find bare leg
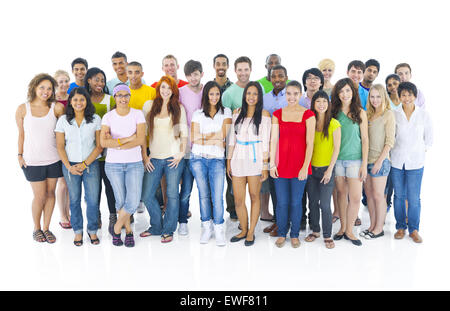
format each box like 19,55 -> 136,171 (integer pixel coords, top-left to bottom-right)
371,176 -> 388,235
335,177 -> 348,235
30,181 -> 48,231
232,176 -> 248,238
247,176 -> 262,241
345,178 -> 363,240
332,187 -> 340,219
364,177 -> 376,232
56,177 -> 70,223
42,178 -> 58,231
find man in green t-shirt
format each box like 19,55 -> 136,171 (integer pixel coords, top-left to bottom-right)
258,54 -> 281,94
222,56 -> 253,113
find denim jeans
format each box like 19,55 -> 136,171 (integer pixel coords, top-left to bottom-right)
141,158 -> 185,236
105,161 -> 144,215
62,160 -> 101,235
190,155 -> 225,225
179,158 -> 194,224
274,177 -> 308,238
391,165 -> 424,233
306,166 -> 335,238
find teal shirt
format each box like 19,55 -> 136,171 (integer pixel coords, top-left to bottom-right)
222,83 -> 245,112
337,111 -> 362,160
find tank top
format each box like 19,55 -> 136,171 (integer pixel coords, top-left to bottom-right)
274,108 -> 314,178
337,111 -> 362,160
23,102 -> 60,166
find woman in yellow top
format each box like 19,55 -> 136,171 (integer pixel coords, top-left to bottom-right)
305,90 -> 341,249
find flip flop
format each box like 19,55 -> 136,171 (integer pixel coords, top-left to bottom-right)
332,216 -> 339,223
59,221 -> 72,229
139,230 -> 154,238
324,239 -> 335,249
161,234 -> 173,243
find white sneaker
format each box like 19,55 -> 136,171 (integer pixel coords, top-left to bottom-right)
178,223 -> 189,236
137,202 -> 145,213
200,220 -> 213,244
214,223 -> 226,247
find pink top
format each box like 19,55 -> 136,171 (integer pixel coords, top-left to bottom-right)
179,85 -> 203,154
228,114 -> 271,177
101,108 -> 146,163
23,102 -> 60,166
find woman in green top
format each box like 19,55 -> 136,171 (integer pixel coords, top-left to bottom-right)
331,78 -> 368,246
85,67 -> 116,233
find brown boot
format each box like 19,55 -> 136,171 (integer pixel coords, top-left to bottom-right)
409,230 -> 423,243
269,225 -> 279,237
394,229 -> 406,239
263,223 -> 277,233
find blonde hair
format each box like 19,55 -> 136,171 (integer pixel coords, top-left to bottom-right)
318,58 -> 335,71
54,70 -> 70,81
367,84 -> 390,119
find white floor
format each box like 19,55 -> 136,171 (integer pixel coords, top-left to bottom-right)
2,173 -> 449,291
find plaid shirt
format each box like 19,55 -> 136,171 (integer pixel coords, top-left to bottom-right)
215,78 -> 233,94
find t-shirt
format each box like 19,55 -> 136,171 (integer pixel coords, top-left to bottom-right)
179,85 -> 203,130
311,118 -> 341,167
93,94 -> 116,118
337,111 -> 362,160
67,82 -> 82,94
101,108 -> 146,163
191,108 -> 232,158
55,114 -> 102,163
106,77 -> 147,95
222,83 -> 245,112
359,85 -> 369,111
258,76 -> 273,94
129,84 -> 156,110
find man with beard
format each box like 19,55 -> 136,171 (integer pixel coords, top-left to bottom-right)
213,54 -> 233,94
360,59 -> 380,91
262,65 -> 289,236
151,55 -> 188,89
258,54 -> 282,94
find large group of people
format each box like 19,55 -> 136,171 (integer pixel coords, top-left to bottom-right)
16,52 -> 433,249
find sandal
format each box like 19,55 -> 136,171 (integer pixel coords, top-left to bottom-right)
139,230 -> 154,238
87,233 -> 100,245
354,218 -> 362,226
43,230 -> 56,244
59,221 -> 72,229
324,239 -> 335,249
161,234 -> 173,243
305,233 -> 320,242
33,229 -> 46,243
332,216 -> 340,223
74,234 -> 83,247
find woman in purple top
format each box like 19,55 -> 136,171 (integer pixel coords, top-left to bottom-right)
16,73 -> 65,244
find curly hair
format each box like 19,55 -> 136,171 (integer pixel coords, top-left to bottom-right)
27,73 -> 57,107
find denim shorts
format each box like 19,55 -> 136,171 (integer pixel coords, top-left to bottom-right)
367,158 -> 391,178
335,159 -> 362,178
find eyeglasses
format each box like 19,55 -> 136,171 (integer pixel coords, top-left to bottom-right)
306,76 -> 320,82
115,94 -> 131,99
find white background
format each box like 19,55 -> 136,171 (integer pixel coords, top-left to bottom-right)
1,0 -> 449,290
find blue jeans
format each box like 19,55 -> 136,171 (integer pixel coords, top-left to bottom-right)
141,158 -> 185,235
190,155 -> 225,225
391,165 -> 424,233
62,160 -> 101,235
274,177 -> 308,238
179,158 -> 194,224
105,161 -> 144,215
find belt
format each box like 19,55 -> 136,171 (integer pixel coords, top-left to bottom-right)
236,140 -> 262,163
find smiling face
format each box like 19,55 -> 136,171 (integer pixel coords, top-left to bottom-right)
159,81 -> 173,101
369,88 -> 383,111
114,90 -> 131,107
127,65 -> 143,86
265,55 -> 280,72
55,74 -> 70,94
235,62 -> 251,84
396,66 -> 412,83
386,78 -> 400,95
186,70 -> 203,88
72,64 -> 87,83
286,85 -> 302,105
314,97 -> 329,114
321,67 -> 334,82
270,69 -> 287,92
214,57 -> 229,78
400,90 -> 416,105
245,85 -> 259,106
35,80 -> 53,102
347,66 -> 364,85
305,73 -> 322,93
338,84 -> 353,105
88,73 -> 105,94
208,86 -> 221,106
112,57 -> 127,76
162,58 -> 178,78
70,93 -> 87,112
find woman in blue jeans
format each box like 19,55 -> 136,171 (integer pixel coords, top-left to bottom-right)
55,87 -> 103,246
190,81 -> 232,246
140,76 -> 188,243
390,82 -> 433,243
100,83 -> 146,247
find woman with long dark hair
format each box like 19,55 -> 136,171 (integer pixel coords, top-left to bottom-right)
56,87 -> 103,246
140,75 -> 188,244
228,81 -> 271,246
85,67 -> 117,232
331,78 -> 368,246
190,81 -> 232,246
305,90 -> 341,249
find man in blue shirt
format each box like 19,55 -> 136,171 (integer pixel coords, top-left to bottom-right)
67,58 -> 88,94
360,59 -> 380,92
347,60 -> 369,110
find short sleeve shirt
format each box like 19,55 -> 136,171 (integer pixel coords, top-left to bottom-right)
311,118 -> 341,167
222,83 -> 245,112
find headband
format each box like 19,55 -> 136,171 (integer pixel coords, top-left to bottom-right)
113,84 -> 131,97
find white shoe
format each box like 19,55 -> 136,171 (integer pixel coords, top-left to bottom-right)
178,223 -> 189,236
214,223 -> 226,246
200,220 -> 213,244
137,202 -> 145,213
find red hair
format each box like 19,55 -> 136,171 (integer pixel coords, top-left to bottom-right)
148,75 -> 182,141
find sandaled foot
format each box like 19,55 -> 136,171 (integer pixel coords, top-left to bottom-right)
291,238 -> 301,248
324,239 -> 335,249
74,234 -> 83,247
354,218 -> 362,226
161,234 -> 173,243
87,233 -> 100,245
332,216 -> 340,223
139,230 -> 154,238
59,221 -> 72,229
33,229 -> 46,243
305,233 -> 320,242
43,230 -> 56,244
275,237 -> 286,248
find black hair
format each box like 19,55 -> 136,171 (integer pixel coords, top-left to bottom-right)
365,59 -> 380,72
286,80 -> 303,92
127,61 -> 142,69
234,81 -> 264,136
111,51 -> 127,61
213,54 -> 229,66
311,90 -> 333,139
201,81 -> 224,118
71,57 -> 88,70
84,67 -> 109,95
234,56 -> 252,69
184,59 -> 203,76
270,65 -> 287,77
347,60 -> 365,72
66,87 -> 96,124
302,68 -> 324,92
385,74 -> 401,85
397,82 -> 417,98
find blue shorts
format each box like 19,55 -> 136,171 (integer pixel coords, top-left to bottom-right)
367,158 -> 391,178
335,159 -> 362,178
